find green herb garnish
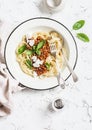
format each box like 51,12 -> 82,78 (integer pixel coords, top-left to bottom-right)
31,40 -> 46,56
18,45 -> 26,54
45,62 -> 51,70
25,59 -> 32,69
32,45 -> 36,51
35,40 -> 46,55
73,20 -> 85,30
36,49 -> 41,55
25,50 -> 33,55
77,33 -> 90,42
36,40 -> 46,50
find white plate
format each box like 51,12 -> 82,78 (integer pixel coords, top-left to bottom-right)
4,17 -> 78,90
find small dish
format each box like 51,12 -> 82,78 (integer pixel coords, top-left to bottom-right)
44,0 -> 63,12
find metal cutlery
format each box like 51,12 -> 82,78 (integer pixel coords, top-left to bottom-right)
50,30 -> 78,83
50,42 -> 65,89
60,32 -> 78,82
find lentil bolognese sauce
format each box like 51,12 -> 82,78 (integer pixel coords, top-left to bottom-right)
33,36 -> 50,76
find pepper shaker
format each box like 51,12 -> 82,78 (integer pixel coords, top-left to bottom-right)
49,98 -> 64,112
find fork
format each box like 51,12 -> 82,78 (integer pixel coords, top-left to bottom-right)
50,41 -> 78,83
50,43 -> 65,89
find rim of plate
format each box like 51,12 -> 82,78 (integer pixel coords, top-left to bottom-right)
4,17 -> 78,91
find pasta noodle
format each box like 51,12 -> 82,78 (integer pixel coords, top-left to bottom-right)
16,31 -> 66,78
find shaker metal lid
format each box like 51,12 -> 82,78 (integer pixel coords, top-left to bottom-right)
52,97 -> 64,111
54,99 -> 64,109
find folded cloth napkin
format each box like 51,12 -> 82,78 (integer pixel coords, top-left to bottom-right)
0,38 -> 23,117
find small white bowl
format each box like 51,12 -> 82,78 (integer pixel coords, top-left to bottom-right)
44,0 -> 63,12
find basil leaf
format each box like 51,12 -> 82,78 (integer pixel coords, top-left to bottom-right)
32,45 -> 36,51
77,33 -> 90,42
45,62 -> 50,70
36,40 -> 46,50
25,60 -> 32,69
18,45 -> 26,54
35,40 -> 46,55
73,20 -> 85,30
25,50 -> 33,55
36,49 -> 41,55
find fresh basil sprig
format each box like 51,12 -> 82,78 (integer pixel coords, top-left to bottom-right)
73,20 -> 85,30
73,20 -> 90,42
36,40 -> 46,50
77,33 -> 90,42
18,45 -> 26,54
25,50 -> 33,55
45,62 -> 51,70
25,59 -> 32,69
36,49 -> 41,55
35,40 -> 46,55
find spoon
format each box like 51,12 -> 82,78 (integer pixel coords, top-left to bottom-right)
57,71 -> 65,89
60,33 -> 78,82
61,48 -> 78,82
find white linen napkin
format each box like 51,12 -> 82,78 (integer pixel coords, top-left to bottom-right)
0,38 -> 24,117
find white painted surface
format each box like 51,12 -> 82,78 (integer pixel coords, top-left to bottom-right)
0,0 -> 92,130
